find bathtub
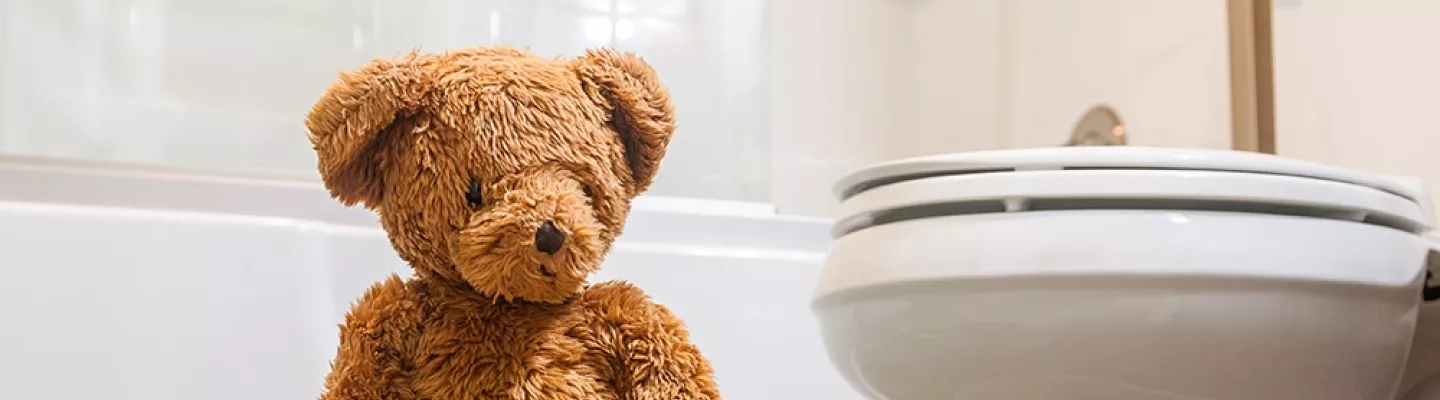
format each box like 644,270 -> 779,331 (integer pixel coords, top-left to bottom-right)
0,156 -> 857,399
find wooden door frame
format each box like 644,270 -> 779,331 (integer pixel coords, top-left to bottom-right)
1228,0 -> 1277,153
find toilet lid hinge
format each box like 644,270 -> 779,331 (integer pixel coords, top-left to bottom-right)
1423,235 -> 1439,302
1426,269 -> 1438,302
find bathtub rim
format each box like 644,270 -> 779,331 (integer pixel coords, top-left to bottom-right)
0,153 -> 833,256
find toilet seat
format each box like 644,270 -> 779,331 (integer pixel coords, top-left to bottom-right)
817,147 -> 1439,400
827,147 -> 1437,300
836,147 -> 1430,227
836,146 -> 1423,203
835,168 -> 1429,236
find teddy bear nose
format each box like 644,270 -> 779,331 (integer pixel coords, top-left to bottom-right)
534,221 -> 566,255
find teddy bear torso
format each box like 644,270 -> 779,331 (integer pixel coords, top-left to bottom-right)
394,277 -> 639,400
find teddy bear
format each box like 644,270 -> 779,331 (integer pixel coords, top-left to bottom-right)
303,46 -> 720,400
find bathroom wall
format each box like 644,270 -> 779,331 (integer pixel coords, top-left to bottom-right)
908,0 -> 1233,152
1271,0 -> 1440,212
768,0 -> 1235,217
766,0 -> 912,217
764,0 -> 1440,218
25,0 -> 1434,218
0,0 -> 1244,218
0,0 -> 771,202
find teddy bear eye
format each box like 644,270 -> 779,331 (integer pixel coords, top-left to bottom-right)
581,184 -> 594,199
465,178 -> 484,206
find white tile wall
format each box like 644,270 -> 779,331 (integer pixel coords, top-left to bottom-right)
0,0 -> 770,201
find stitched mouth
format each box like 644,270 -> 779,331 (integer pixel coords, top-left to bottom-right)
539,264 -> 556,277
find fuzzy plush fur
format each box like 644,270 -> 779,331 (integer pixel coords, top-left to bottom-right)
305,46 -> 719,400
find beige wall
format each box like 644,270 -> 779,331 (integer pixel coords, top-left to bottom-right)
769,0 -> 1440,218
768,0 -> 914,217
770,0 -> 1233,217
1272,0 -> 1440,213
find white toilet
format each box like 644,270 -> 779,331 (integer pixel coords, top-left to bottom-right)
814,147 -> 1440,400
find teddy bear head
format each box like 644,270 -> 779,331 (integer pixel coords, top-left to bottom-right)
304,47 -> 673,303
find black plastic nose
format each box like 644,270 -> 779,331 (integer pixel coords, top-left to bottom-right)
535,221 -> 566,255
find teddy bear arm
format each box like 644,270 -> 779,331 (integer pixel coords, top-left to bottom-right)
321,276 -> 422,400
583,282 -> 721,400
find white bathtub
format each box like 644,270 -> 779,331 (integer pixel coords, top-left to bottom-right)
0,156 -> 857,399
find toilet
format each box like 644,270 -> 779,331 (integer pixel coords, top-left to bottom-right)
814,147 -> 1440,400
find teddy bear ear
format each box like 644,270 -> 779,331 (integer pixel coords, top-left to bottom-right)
573,48 -> 676,195
304,53 -> 431,207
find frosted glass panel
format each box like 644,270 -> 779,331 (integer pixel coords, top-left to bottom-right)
0,0 -> 769,201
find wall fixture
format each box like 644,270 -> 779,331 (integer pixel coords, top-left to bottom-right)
1066,105 -> 1127,146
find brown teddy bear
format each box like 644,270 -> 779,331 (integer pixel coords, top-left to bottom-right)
304,46 -> 720,400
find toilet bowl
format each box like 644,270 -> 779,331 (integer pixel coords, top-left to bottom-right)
814,147 -> 1440,400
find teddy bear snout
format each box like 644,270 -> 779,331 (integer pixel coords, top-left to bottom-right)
534,220 -> 566,255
